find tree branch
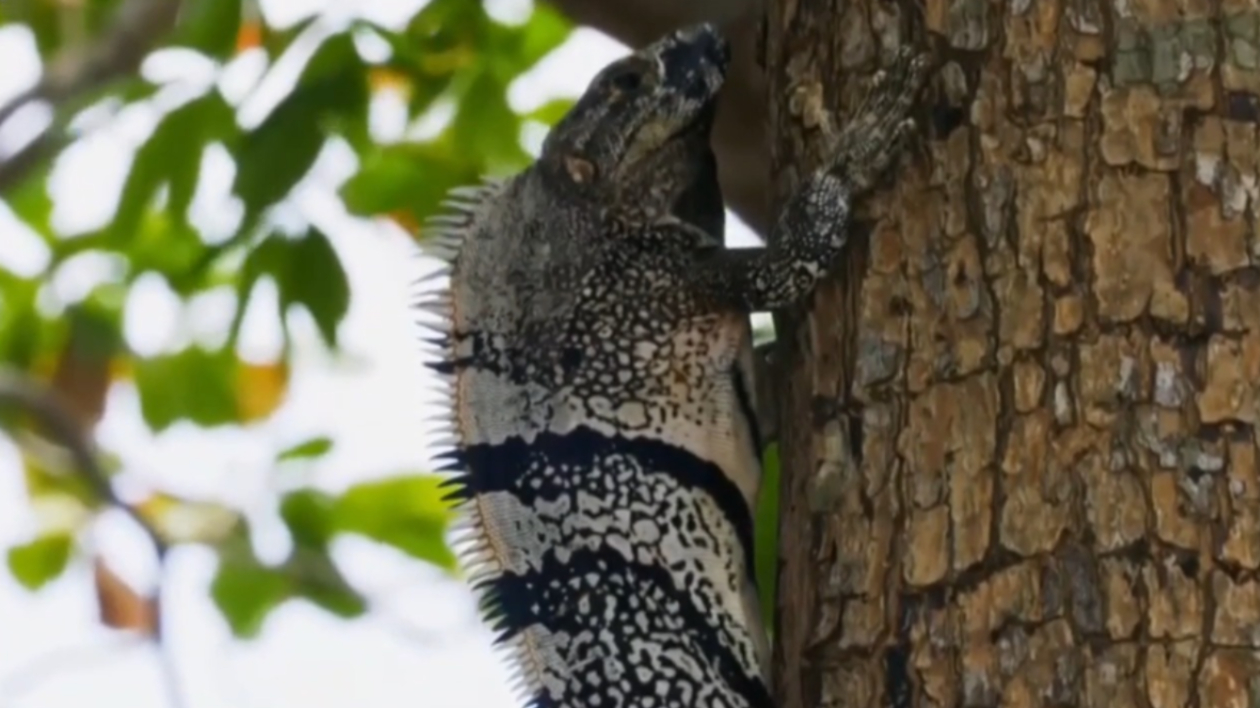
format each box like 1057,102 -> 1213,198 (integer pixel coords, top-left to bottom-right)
0,130 -> 61,195
0,369 -> 186,708
0,0 -> 182,194
0,371 -> 167,556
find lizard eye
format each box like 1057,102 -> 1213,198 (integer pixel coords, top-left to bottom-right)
607,66 -> 644,92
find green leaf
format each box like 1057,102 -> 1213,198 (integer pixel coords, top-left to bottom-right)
231,33 -> 368,216
515,3 -> 571,69
230,96 -> 326,217
301,32 -> 363,87
479,3 -> 570,83
4,0 -> 61,54
277,436 -> 334,462
282,229 -> 349,347
372,25 -> 459,117
279,489 -> 337,550
451,70 -> 527,170
4,166 -> 55,241
300,580 -> 366,618
7,533 -> 74,591
229,234 -> 284,344
0,281 -> 42,369
64,300 -> 125,359
755,444 -> 780,629
211,545 -> 292,638
338,148 -> 423,216
111,93 -> 236,241
259,15 -> 317,57
283,549 -> 366,619
133,347 -> 239,432
526,98 -> 576,126
171,0 -> 242,59
127,217 -> 212,294
404,0 -> 480,51
333,475 -> 457,571
339,141 -> 477,219
232,230 -> 349,348
210,522 -> 367,636
405,72 -> 456,118
21,454 -> 101,512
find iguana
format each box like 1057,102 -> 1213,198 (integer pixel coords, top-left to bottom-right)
414,22 -> 930,708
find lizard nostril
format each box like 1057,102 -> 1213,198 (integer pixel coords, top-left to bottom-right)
676,23 -> 730,70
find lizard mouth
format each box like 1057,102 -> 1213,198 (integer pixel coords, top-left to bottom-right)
677,99 -> 719,141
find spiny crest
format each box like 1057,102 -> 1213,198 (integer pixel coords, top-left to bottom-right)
410,176 -> 502,483
409,176 -> 546,707
409,176 -> 504,370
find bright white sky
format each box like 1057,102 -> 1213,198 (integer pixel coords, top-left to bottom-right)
0,2 -> 761,708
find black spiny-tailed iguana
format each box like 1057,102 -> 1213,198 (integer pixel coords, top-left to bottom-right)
414,23 -> 930,708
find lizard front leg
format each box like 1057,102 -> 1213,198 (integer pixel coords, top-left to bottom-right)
698,47 -> 932,312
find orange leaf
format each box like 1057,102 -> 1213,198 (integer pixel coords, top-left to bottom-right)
109,357 -> 132,382
94,558 -> 157,636
49,315 -> 120,430
387,210 -> 421,237
235,21 -> 262,53
368,67 -> 411,95
236,361 -> 289,423
28,351 -> 58,383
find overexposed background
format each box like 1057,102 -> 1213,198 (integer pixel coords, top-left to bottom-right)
0,1 -> 761,707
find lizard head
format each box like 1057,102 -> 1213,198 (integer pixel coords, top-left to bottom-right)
539,23 -> 729,214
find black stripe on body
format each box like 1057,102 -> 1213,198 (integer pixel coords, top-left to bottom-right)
494,545 -> 773,708
458,427 -> 756,584
456,427 -> 766,708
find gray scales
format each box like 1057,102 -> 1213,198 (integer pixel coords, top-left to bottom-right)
412,23 -> 932,708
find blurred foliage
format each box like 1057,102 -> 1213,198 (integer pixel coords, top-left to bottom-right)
0,0 -> 575,638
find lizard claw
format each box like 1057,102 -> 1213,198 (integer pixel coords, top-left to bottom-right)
829,47 -> 933,194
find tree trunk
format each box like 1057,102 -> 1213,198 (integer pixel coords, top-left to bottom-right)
764,0 -> 1260,706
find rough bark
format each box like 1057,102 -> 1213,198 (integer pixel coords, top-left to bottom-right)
763,0 -> 1260,706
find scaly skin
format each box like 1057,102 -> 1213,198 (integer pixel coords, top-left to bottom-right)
413,23 -> 931,708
